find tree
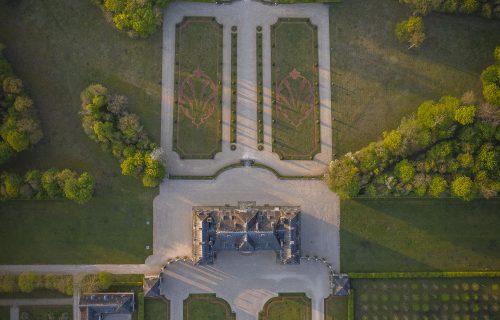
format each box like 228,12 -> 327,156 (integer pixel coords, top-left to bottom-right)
395,16 -> 425,49
454,105 -> 476,125
18,272 -> 39,293
4,131 -> 30,152
326,155 -> 360,199
0,274 -> 18,293
395,159 -> 415,183
429,176 -> 447,198
451,176 -> 475,201
0,141 -> 14,165
2,76 -> 23,94
41,168 -> 63,198
477,143 -> 497,171
120,152 -> 145,176
383,130 -> 402,153
14,95 -> 33,112
63,172 -> 95,204
4,173 -> 21,198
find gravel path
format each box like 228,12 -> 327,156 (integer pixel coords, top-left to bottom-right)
162,0 -> 332,176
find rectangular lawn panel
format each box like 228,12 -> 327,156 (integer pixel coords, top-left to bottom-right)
174,17 -> 223,159
19,306 -> 72,320
324,295 -> 348,320
340,198 -> 500,272
351,278 -> 500,319
259,293 -> 311,320
271,18 -> 320,160
0,307 -> 9,320
183,294 -> 235,320
145,298 -> 170,320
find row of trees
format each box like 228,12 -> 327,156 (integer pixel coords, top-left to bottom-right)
481,47 -> 500,106
0,44 -> 43,166
80,84 -> 165,187
326,48 -> 499,201
396,0 -> 499,49
0,273 -> 73,295
94,0 -> 169,38
0,168 -> 95,204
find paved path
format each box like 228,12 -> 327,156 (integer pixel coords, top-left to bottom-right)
162,0 -> 332,176
0,299 -> 73,306
10,306 -> 18,320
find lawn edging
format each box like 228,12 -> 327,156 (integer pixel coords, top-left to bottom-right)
348,271 -> 500,279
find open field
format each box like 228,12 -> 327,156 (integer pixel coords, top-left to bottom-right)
19,306 -> 72,320
183,294 -> 235,320
145,298 -> 170,320
0,0 -> 159,264
351,278 -> 500,320
259,293 -> 311,320
0,307 -> 9,320
330,0 -> 500,156
271,18 -> 320,160
173,17 -> 223,159
324,295 -> 347,320
340,199 -> 500,272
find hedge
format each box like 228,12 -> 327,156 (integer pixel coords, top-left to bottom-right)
347,291 -> 354,320
348,271 -> 500,279
137,292 -> 144,320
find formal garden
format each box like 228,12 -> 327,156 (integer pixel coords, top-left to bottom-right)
173,17 -> 223,159
271,18 -> 320,160
259,293 -> 311,320
18,306 -> 72,320
183,294 -> 235,320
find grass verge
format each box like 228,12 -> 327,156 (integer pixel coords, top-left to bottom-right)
259,293 -> 311,320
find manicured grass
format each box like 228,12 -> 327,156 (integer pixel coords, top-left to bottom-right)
0,307 -> 9,320
0,0 -> 158,264
19,306 -> 72,320
256,27 -> 264,146
145,298 -> 170,320
324,295 -> 348,320
183,294 -> 235,320
259,293 -> 311,320
271,18 -> 320,160
352,278 -> 500,319
340,198 -> 500,272
330,0 -> 500,157
173,17 -> 223,159
0,289 -> 68,299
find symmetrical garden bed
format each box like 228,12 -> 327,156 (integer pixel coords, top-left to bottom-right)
352,277 -> 500,319
174,17 -> 223,159
271,18 -> 320,160
259,293 -> 311,320
183,294 -> 235,320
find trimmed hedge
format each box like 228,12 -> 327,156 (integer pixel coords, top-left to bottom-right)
348,271 -> 500,279
138,292 -> 145,320
230,29 -> 237,145
256,27 -> 264,146
347,291 -> 354,320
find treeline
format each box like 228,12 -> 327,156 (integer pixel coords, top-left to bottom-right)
0,44 -> 42,165
0,273 -> 73,296
80,84 -> 165,187
92,0 -> 169,38
80,272 -> 143,293
396,0 -> 499,49
326,48 -> 499,201
0,168 -> 95,204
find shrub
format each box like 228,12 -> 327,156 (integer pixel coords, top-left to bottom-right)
395,160 -> 415,183
98,272 -> 113,290
3,173 -> 21,198
383,130 -> 402,152
460,0 -> 479,13
454,105 -> 476,125
63,172 -> 95,204
0,274 -> 19,293
428,176 -> 447,197
395,16 -> 425,49
18,272 -> 40,293
325,155 -> 360,199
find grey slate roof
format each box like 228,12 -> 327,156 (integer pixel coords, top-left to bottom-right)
192,201 -> 301,265
143,276 -> 161,298
79,293 -> 135,320
332,274 -> 351,296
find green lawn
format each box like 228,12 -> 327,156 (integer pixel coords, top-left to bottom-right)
352,278 -> 500,319
145,298 -> 170,320
271,18 -> 320,160
174,17 -> 223,159
259,293 -> 311,320
340,198 -> 500,272
183,294 -> 235,320
19,306 -> 72,320
330,0 -> 500,157
0,307 -> 9,320
0,0 -> 159,264
0,289 -> 68,299
324,295 -> 348,320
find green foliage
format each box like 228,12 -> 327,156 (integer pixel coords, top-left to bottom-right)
480,48 -> 500,106
3,173 -> 21,198
395,160 -> 415,183
460,0 -> 479,13
18,272 -> 39,293
382,130 -> 401,152
395,16 -> 425,49
98,272 -> 113,290
477,143 -> 497,171
326,155 -> 360,200
63,172 -> 95,204
80,84 -> 165,188
454,105 -> 476,125
0,274 -> 18,293
451,175 -> 475,201
138,292 -> 145,320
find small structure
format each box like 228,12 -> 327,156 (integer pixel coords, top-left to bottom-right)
79,293 -> 135,320
332,274 -> 351,296
192,201 -> 301,265
143,276 -> 161,298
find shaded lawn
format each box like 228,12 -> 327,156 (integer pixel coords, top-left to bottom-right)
0,307 -> 9,320
19,306 -> 72,320
145,298 -> 170,320
185,300 -> 228,320
260,294 -> 311,320
330,0 -> 500,156
271,19 -> 320,160
351,278 -> 500,319
0,0 -> 160,264
0,289 -> 68,299
324,295 -> 347,320
340,198 -> 500,272
174,17 -> 222,159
